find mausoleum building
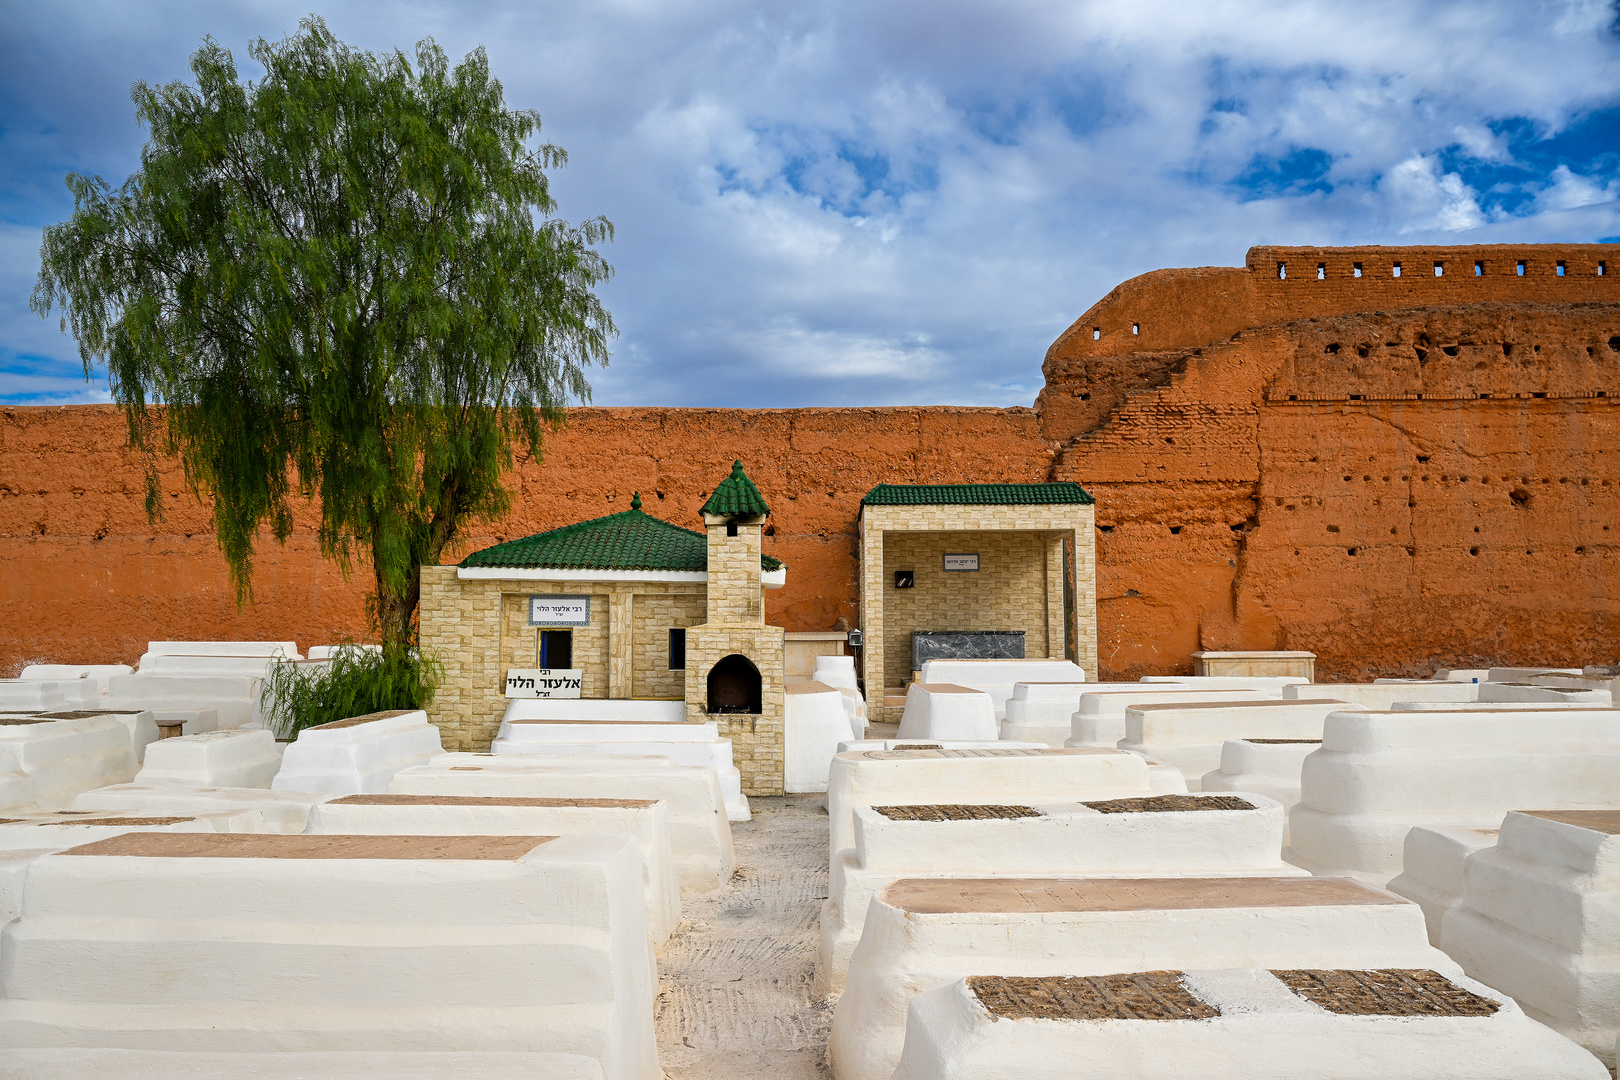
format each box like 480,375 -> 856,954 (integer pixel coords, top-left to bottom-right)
420,466 -> 1099,790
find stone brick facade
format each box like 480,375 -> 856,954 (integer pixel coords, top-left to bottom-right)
419,565 -> 708,751
859,502 -> 1097,723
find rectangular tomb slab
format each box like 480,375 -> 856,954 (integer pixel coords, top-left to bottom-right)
331,794 -> 657,808
60,833 -> 554,860
872,804 -> 1041,821
307,709 -> 417,731
1519,809 -> 1620,834
883,875 -> 1406,915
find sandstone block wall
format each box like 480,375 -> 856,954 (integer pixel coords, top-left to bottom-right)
684,622 -> 786,796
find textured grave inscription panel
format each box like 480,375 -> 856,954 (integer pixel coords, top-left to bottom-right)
893,743 -> 944,750
61,833 -> 555,860
1272,969 -> 1500,1016
35,816 -> 195,827
969,973 -> 1219,1021
1522,809 -> 1620,834
307,709 -> 416,731
883,875 -> 1403,915
872,804 -> 1042,821
1245,738 -> 1322,744
1083,795 -> 1255,814
332,794 -> 658,808
0,718 -> 51,726
1129,699 -> 1348,711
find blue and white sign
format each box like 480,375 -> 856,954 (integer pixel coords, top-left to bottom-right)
528,595 -> 591,626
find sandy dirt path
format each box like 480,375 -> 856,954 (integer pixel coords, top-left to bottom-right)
654,794 -> 833,1079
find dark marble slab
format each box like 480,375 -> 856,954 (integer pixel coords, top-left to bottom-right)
913,630 -> 1026,668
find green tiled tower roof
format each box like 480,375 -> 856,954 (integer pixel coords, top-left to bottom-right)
700,460 -> 771,518
461,492 -> 784,572
861,482 -> 1095,506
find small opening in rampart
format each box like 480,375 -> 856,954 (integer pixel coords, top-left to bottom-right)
1392,262 -> 1402,277
1317,263 -> 1325,279
1609,337 -> 1620,352
1098,525 -> 1113,532
1557,261 -> 1567,276
1169,525 -> 1182,535
1533,392 -> 1548,398
1469,547 -> 1479,556
1475,261 -> 1484,276
1353,263 -> 1363,278
1443,345 -> 1459,357
1600,261 -> 1607,276
1092,327 -> 1101,340
1325,342 -> 1340,354
1277,262 -> 1287,279
1517,260 -> 1527,276
1347,547 -> 1359,556
1132,323 -> 1139,335
1434,262 -> 1443,277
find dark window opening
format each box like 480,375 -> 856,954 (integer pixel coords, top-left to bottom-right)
1517,260 -> 1527,276
1434,262 -> 1444,277
1600,261 -> 1607,276
1277,262 -> 1287,279
707,653 -> 762,714
1353,262 -> 1363,278
1557,261 -> 1567,276
726,521 -> 739,537
1092,327 -> 1101,339
668,628 -> 686,670
1132,323 -> 1140,335
1475,261 -> 1484,276
1317,263 -> 1326,279
540,630 -> 574,669
1392,262 -> 1402,277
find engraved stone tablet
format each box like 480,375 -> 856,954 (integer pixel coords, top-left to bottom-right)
969,972 -> 1218,1021
60,833 -> 555,860
1272,969 -> 1499,1016
882,875 -> 1404,915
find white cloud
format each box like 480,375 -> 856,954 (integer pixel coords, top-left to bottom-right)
3,0 -> 1620,408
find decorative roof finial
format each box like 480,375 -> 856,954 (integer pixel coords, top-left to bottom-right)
631,491 -> 642,510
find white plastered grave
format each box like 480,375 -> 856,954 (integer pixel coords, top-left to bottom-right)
1286,707 -> 1620,882
813,655 -> 858,692
144,641 -> 301,658
134,729 -> 283,788
889,966 -> 1606,1080
16,666 -> 133,701
1066,687 -> 1265,749
826,747 -> 1170,859
917,660 -> 1087,720
1199,737 -> 1322,842
0,682 -> 96,712
305,792 -> 680,948
999,682 -> 1088,747
1137,675 -> 1306,693
1442,809 -> 1620,1066
272,709 -> 443,796
1486,666 -> 1581,681
0,1049 -> 604,1080
0,808 -> 266,852
0,716 -> 136,810
22,710 -> 159,767
70,784 -> 332,833
0,832 -> 659,1080
819,792 -> 1305,994
831,875 -> 1444,1080
389,753 -> 734,893
104,674 -> 260,730
1477,681 -> 1612,705
491,718 -> 748,822
1284,681 -> 1479,708
1386,824 -> 1500,943
1119,699 -> 1365,790
895,684 -> 997,741
784,682 -> 851,794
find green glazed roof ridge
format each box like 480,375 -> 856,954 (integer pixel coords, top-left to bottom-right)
861,482 -> 1096,506
700,459 -> 771,517
460,505 -> 784,573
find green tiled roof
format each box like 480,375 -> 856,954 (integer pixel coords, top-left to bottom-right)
461,492 -> 784,573
861,482 -> 1095,507
700,460 -> 771,518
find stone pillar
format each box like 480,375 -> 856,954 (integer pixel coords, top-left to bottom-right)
608,591 -> 633,699
1046,532 -> 1067,660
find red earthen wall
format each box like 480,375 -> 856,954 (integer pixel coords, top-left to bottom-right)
5,244 -> 1619,680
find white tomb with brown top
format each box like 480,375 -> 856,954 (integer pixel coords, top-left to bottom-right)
832,874 -> 1447,1080
1119,699 -> 1368,790
1066,687 -> 1266,749
389,752 -> 734,893
272,709 -> 444,796
0,832 -> 659,1080
890,966 -> 1605,1080
1442,809 -> 1620,1067
305,792 -> 680,948
0,715 -> 136,811
818,791 -> 1305,994
1286,707 -> 1620,883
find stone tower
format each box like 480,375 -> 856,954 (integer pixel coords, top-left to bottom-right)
684,460 -> 787,796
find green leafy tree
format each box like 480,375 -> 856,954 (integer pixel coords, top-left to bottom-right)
33,17 -> 614,654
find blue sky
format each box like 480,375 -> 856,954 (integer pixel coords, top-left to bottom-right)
4,0 -> 1620,409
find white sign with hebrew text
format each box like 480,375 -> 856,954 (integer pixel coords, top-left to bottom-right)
504,668 -> 583,698
528,595 -> 591,626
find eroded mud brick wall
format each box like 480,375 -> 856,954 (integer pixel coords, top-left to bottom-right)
5,243 -> 1620,681
1038,244 -> 1620,679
